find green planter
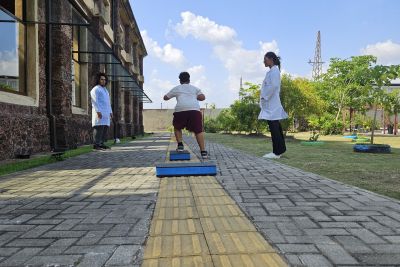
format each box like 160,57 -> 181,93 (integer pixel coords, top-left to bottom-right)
351,137 -> 370,143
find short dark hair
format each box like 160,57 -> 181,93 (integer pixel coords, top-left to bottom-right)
96,72 -> 108,85
179,72 -> 190,83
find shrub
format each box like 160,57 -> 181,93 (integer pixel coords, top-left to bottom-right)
307,113 -> 343,135
204,118 -> 220,133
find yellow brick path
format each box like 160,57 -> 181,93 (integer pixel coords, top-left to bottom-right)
142,139 -> 287,267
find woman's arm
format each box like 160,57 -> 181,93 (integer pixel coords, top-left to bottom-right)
261,70 -> 280,100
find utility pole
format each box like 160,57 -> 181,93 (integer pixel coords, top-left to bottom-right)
308,31 -> 324,80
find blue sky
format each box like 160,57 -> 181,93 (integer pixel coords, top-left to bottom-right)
131,0 -> 400,109
1,2 -> 399,108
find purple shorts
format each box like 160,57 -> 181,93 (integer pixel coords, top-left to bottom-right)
173,110 -> 203,134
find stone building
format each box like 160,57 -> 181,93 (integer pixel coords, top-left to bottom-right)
0,0 -> 150,160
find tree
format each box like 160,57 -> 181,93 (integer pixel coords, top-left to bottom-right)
215,109 -> 235,133
280,75 -> 326,131
367,65 -> 400,143
230,82 -> 266,134
320,56 -> 376,131
384,89 -> 400,135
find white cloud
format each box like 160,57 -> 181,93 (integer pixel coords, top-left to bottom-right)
187,65 -> 208,89
360,40 -> 400,65
144,75 -> 176,109
174,12 -> 280,94
175,11 -> 237,45
141,30 -> 186,67
144,11 -> 285,108
0,50 -> 18,76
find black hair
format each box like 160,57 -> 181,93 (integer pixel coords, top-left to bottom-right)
179,72 -> 190,83
96,72 -> 108,85
265,52 -> 281,70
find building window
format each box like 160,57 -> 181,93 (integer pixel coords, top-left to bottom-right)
104,0 -> 112,27
72,25 -> 82,107
71,23 -> 88,110
118,24 -> 125,49
131,43 -> 137,67
0,0 -> 26,94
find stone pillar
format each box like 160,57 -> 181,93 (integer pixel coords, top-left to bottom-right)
50,0 -> 73,149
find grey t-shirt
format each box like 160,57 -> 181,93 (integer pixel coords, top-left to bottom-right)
166,84 -> 203,112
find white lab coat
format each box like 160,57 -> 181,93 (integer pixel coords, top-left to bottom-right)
258,65 -> 288,121
90,85 -> 112,127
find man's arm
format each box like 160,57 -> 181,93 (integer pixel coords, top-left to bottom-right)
90,87 -> 102,119
197,94 -> 205,101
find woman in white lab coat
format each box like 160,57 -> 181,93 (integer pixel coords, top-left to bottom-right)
258,52 -> 288,159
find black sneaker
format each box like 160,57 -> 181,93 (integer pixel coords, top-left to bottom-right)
100,145 -> 111,149
93,145 -> 105,151
201,151 -> 209,159
176,144 -> 184,152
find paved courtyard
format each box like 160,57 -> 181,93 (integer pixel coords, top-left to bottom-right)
0,133 -> 400,266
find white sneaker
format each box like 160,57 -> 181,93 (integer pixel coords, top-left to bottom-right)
262,152 -> 281,159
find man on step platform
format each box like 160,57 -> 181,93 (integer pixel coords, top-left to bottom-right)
164,71 -> 209,159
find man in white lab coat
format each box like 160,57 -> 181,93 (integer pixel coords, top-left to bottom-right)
90,73 -> 113,150
258,52 -> 288,159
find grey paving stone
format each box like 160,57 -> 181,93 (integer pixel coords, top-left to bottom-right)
77,230 -> 108,245
99,237 -> 139,245
292,216 -> 319,228
39,238 -> 78,255
262,229 -> 286,243
107,224 -> 133,237
0,232 -> 24,247
25,255 -> 81,266
42,230 -> 86,238
334,236 -> 373,253
76,252 -> 110,267
305,211 -> 332,222
304,228 -> 350,236
0,248 -> 43,267
318,222 -> 361,228
276,244 -> 318,253
105,245 -> 140,266
20,225 -> 54,238
0,247 -> 19,257
370,244 -> 400,253
383,235 -> 400,243
284,254 -> 303,266
356,254 -> 400,265
5,238 -> 55,247
316,244 -> 358,265
299,254 -> 333,267
285,235 -> 333,245
348,228 -> 386,244
331,215 -> 372,222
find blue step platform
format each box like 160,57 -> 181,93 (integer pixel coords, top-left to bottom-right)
169,150 -> 191,161
156,161 -> 217,177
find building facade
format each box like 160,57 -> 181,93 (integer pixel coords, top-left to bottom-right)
0,0 -> 150,160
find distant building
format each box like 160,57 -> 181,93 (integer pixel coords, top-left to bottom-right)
0,76 -> 19,91
0,0 -> 151,159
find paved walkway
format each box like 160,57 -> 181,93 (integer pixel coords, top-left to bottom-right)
0,133 -> 399,266
184,135 -> 400,266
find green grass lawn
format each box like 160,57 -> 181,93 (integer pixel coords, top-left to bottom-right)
0,135 -> 149,177
206,132 -> 400,200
